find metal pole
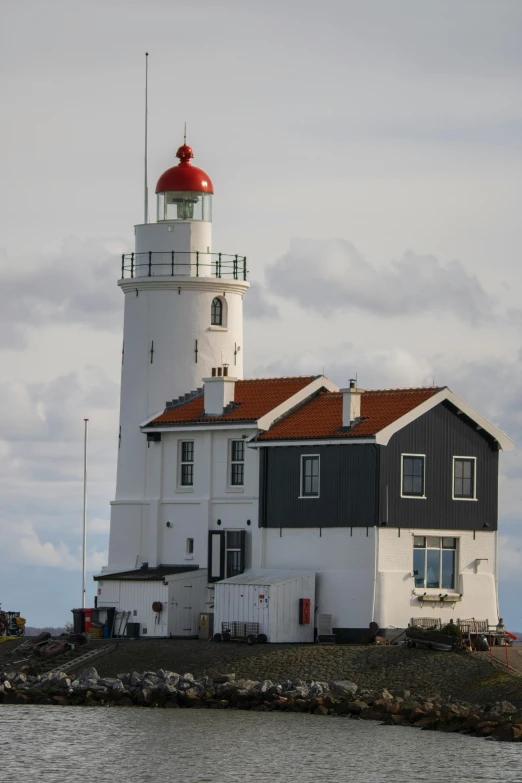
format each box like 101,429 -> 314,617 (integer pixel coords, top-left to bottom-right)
82,418 -> 89,609
144,52 -> 149,224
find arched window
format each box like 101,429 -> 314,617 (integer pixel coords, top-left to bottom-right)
211,297 -> 223,326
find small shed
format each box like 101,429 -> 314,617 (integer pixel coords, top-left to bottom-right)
213,569 -> 315,643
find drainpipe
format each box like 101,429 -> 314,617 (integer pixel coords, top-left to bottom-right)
371,526 -> 379,624
494,529 -> 500,622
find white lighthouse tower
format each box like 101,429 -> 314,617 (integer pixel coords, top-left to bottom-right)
107,142 -> 249,570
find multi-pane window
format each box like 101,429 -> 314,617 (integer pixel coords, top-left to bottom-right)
211,297 -> 222,326
180,441 -> 194,486
230,440 -> 245,486
413,536 -> 457,589
225,531 -> 244,578
301,455 -> 319,497
402,455 -> 425,497
454,458 -> 475,499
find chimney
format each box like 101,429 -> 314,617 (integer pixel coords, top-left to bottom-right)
203,368 -> 237,415
340,379 -> 364,427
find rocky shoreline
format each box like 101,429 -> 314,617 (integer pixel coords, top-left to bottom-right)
1,666 -> 522,742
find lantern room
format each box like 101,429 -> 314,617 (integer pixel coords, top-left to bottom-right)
156,143 -> 214,223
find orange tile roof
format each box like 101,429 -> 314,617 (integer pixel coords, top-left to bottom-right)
150,376 -> 318,425
258,387 -> 441,440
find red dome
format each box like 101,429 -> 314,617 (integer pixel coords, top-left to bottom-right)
155,144 -> 214,194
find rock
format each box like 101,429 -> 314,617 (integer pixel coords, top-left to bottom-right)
78,667 -> 99,682
117,673 -> 130,684
253,680 -> 274,693
130,672 -> 142,687
328,681 -> 358,698
493,725 -> 522,742
135,688 -> 154,706
213,674 -> 236,684
314,705 -> 329,716
13,673 -> 28,686
111,680 -> 126,692
489,701 -> 517,717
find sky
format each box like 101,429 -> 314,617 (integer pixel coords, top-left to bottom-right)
1,0 -> 522,628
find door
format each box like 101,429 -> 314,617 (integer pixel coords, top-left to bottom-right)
181,584 -> 194,635
169,581 -> 195,636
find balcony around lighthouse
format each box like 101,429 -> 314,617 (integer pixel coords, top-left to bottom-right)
121,251 -> 247,280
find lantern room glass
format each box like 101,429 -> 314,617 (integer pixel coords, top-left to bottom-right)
157,192 -> 212,222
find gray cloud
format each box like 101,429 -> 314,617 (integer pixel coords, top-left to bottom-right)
244,282 -> 280,320
265,238 -> 495,325
0,238 -> 124,347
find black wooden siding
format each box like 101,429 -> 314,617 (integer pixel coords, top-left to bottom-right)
379,401 -> 499,531
259,444 -> 378,528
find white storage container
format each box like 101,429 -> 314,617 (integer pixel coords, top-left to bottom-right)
213,569 -> 315,643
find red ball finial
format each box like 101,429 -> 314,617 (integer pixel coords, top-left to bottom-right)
176,144 -> 194,165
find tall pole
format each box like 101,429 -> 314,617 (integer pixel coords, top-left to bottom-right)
144,52 -> 149,224
82,418 -> 89,609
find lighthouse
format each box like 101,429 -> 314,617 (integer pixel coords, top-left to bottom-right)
114,142 -> 249,502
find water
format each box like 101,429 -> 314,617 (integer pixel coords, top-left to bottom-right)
1,706 -> 521,783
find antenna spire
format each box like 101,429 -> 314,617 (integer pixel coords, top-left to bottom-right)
144,53 -> 149,224
184,121 -> 187,144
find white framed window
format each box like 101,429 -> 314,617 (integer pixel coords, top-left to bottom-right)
413,536 -> 457,590
210,296 -> 227,330
180,441 -> 194,486
300,455 -> 320,498
208,529 -> 246,582
230,440 -> 245,486
401,454 -> 426,498
452,456 -> 477,500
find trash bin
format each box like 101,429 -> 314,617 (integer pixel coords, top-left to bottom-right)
126,622 -> 140,639
72,609 -> 84,634
199,613 -> 214,640
82,608 -> 94,633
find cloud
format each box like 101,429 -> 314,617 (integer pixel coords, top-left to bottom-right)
265,238 -> 495,325
0,237 -> 124,347
12,520 -> 107,572
89,517 -> 110,534
244,282 -> 280,320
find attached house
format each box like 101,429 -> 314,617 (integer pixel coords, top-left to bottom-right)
97,373 -> 513,642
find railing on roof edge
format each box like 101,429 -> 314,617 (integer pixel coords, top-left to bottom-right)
120,252 -> 247,281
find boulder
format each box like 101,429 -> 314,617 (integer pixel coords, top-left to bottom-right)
328,681 -> 358,699
489,701 -> 517,717
213,674 -> 236,684
78,667 -> 99,682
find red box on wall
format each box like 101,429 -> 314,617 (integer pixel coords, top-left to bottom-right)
299,598 -> 311,625
82,608 -> 94,632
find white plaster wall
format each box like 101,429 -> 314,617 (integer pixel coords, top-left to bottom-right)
135,222 -> 213,276
115,279 -> 247,502
105,503 -> 149,573
376,528 -> 498,629
262,527 -> 376,629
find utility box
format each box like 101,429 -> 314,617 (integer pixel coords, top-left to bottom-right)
214,569 -> 315,643
198,612 -> 214,640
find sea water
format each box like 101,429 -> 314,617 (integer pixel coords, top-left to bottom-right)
1,706 -> 521,783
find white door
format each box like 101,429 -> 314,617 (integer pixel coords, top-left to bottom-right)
169,581 -> 196,636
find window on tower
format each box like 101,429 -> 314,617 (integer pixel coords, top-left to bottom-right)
211,298 -> 223,326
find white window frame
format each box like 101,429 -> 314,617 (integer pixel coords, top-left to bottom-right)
177,439 -> 194,492
452,456 -> 477,501
299,454 -> 320,499
400,453 -> 426,499
413,535 -> 458,590
185,537 -> 194,560
225,530 -> 244,578
227,438 -> 245,492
